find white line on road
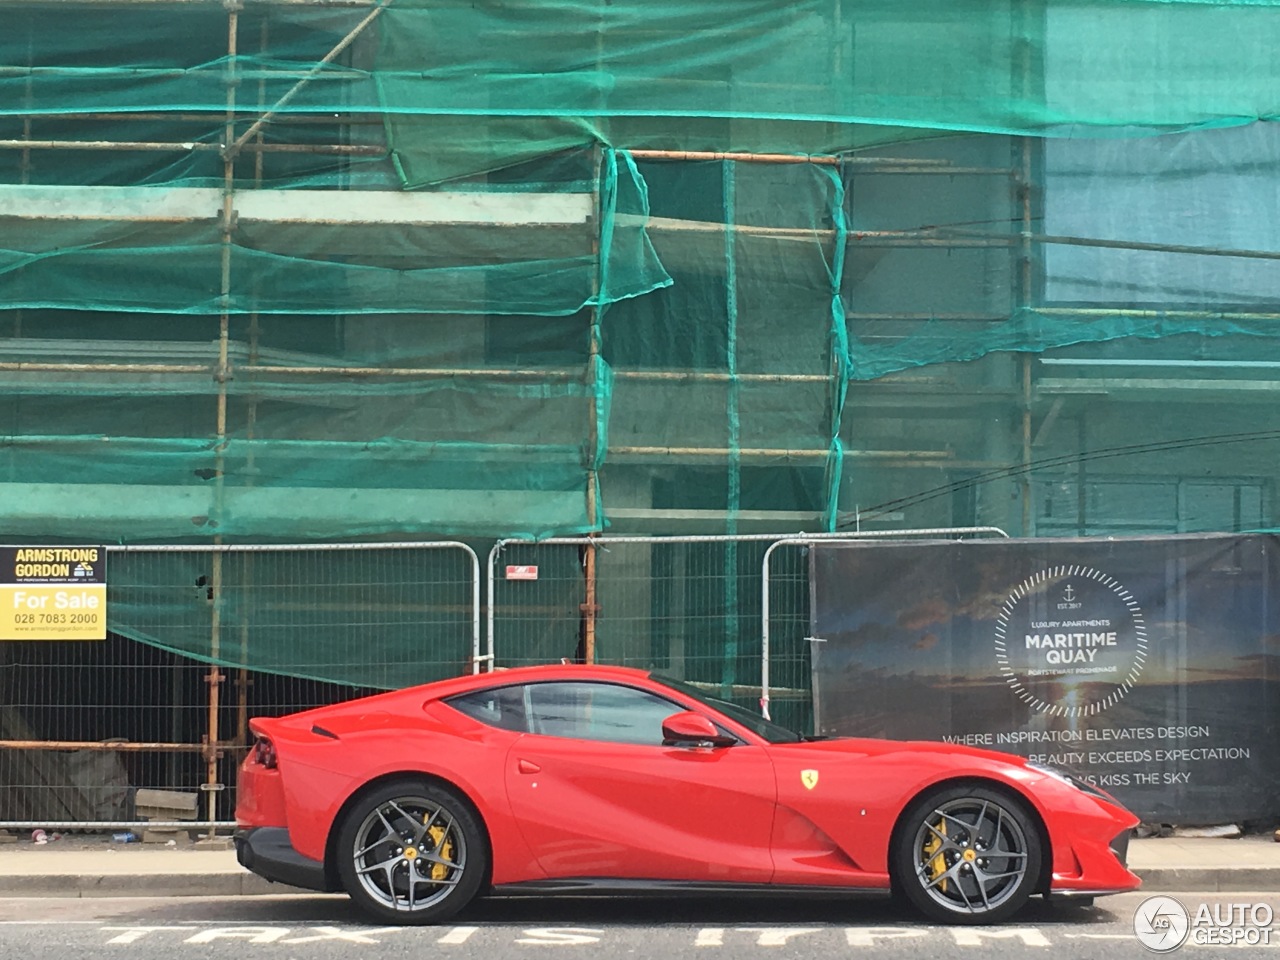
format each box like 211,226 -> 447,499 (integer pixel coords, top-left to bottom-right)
515,928 -> 604,946
736,927 -> 823,946
951,928 -> 1052,947
845,927 -> 929,946
438,926 -> 480,945
103,926 -> 199,944
280,927 -> 401,944
185,928 -> 291,944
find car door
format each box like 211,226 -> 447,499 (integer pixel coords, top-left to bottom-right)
500,680 -> 778,883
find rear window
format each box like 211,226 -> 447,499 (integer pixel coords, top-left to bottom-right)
447,685 -> 528,732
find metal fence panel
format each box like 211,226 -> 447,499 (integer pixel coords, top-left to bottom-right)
0,542 -> 479,829
489,531 -> 1008,735
489,536 -> 814,731
761,529 -> 1010,726
491,537 -> 771,684
3,532 -> 1015,829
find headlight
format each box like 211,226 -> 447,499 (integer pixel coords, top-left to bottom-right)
1026,761 -> 1109,800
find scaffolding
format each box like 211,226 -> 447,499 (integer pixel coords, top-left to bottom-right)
4,3 -> 1278,542
3,0 -> 1280,827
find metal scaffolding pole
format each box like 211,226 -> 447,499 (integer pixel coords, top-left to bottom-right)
0,0 -> 377,5
629,149 -> 1009,177
581,144 -> 605,665
201,0 -> 240,840
228,0 -> 393,159
1018,136 -> 1035,536
0,139 -> 384,156
238,16 -> 270,749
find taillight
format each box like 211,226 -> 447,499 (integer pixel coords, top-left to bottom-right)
253,736 -> 278,769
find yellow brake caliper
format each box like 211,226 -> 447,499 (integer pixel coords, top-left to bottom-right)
426,819 -> 453,882
922,817 -> 947,892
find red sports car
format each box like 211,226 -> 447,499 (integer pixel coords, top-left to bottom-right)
235,663 -> 1139,925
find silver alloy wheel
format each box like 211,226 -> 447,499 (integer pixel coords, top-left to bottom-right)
350,794 -> 467,913
910,796 -> 1030,915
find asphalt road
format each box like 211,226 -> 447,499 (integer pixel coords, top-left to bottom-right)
1,892 -> 1277,958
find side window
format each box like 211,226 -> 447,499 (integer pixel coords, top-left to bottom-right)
447,685 -> 528,733
525,682 -> 682,746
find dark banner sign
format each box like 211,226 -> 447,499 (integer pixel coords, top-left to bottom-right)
810,535 -> 1280,822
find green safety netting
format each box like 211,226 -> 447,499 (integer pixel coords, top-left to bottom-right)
100,548 -> 479,689
4,1 -> 1278,171
0,0 -> 1277,549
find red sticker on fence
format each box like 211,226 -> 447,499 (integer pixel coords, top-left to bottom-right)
505,565 -> 539,580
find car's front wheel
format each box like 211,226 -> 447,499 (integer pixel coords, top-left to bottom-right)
891,784 -> 1042,924
335,778 -> 487,925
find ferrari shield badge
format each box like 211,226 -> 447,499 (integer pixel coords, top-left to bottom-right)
800,769 -> 819,790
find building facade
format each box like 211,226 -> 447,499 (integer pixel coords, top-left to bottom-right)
1,0 -> 1278,820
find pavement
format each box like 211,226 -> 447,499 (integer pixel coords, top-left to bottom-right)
1,834 -> 1279,898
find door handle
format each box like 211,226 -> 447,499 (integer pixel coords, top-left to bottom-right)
517,759 -> 541,775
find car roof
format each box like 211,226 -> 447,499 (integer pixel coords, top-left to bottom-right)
257,663 -> 676,735
421,662 -> 654,700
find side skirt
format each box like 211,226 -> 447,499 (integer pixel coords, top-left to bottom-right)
487,878 -> 893,899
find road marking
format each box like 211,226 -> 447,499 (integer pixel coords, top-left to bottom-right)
185,927 -> 291,944
951,927 -> 1051,947
736,927 -> 823,946
845,927 -> 930,946
96,924 -> 410,945
279,926 -> 401,944
103,926 -> 198,944
438,926 -> 480,944
695,928 -> 724,947
515,928 -> 604,946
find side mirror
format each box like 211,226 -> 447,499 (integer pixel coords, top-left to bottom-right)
662,710 -> 736,748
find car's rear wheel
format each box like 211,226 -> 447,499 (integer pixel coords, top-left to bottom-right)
335,779 -> 486,925
891,784 -> 1042,924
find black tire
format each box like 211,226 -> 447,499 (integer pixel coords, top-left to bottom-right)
335,778 -> 487,925
891,784 -> 1042,925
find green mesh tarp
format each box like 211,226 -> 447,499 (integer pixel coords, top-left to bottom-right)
102,548 -> 478,689
5,1 -> 1279,178
0,153 -> 669,316
0,0 -> 1278,549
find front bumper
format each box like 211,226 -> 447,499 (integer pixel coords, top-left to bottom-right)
234,827 -> 334,893
1048,824 -> 1141,898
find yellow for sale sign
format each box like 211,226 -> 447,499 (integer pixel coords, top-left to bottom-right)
0,547 -> 106,640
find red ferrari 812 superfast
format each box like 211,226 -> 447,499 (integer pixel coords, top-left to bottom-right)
235,664 -> 1139,925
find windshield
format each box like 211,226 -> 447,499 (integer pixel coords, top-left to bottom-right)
649,673 -> 803,744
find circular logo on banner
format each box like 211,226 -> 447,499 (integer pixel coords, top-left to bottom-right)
1133,895 -> 1190,952
994,565 -> 1146,718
